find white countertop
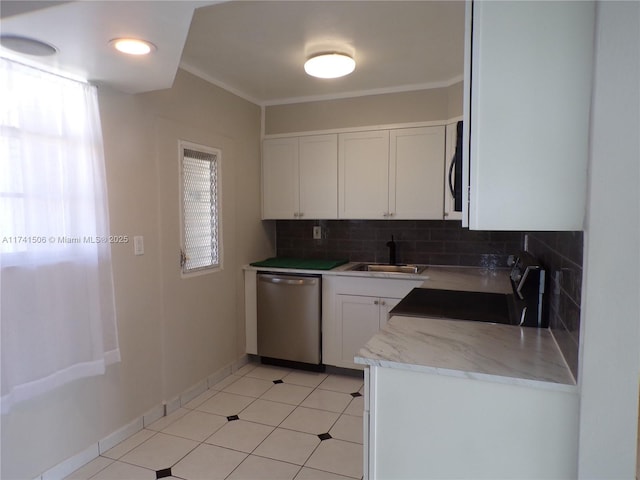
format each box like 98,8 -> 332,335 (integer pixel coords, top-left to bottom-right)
355,315 -> 576,392
417,265 -> 512,293
244,262 -> 512,293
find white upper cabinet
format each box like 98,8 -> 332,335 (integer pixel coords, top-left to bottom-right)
338,127 -> 445,220
444,121 -> 462,221
262,137 -> 298,219
463,1 -> 595,230
338,130 -> 390,219
298,135 -> 339,219
390,126 -> 444,220
262,134 -> 338,219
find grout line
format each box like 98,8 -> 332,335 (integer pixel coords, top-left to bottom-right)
99,458 -> 157,477
223,453 -> 304,480
164,438 -> 203,478
78,458 -> 115,480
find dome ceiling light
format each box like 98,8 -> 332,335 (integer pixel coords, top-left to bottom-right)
0,35 -> 57,56
109,38 -> 156,56
304,52 -> 355,79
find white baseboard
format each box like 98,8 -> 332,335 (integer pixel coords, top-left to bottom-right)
179,379 -> 208,408
232,355 -> 251,373
41,444 -> 99,480
98,416 -> 145,454
142,404 -> 165,428
164,395 -> 182,416
35,354 -> 250,480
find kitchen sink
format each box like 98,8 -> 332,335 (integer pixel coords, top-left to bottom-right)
349,263 -> 427,274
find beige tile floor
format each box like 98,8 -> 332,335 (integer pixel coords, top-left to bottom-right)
65,363 -> 365,480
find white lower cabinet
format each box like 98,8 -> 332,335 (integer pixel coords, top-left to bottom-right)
364,365 -> 579,479
322,276 -> 423,370
245,269 -> 258,355
337,295 -> 401,368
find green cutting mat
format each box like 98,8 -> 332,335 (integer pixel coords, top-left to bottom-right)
250,257 -> 349,270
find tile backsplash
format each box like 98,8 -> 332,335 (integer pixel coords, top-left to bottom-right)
276,220 -> 523,268
526,231 -> 583,380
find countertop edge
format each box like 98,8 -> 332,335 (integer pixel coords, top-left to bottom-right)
243,263 -> 512,283
243,263 -> 430,280
354,354 -> 578,394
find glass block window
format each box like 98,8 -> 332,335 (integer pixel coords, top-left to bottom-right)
180,142 -> 221,274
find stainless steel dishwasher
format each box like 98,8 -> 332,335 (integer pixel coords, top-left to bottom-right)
257,272 -> 321,367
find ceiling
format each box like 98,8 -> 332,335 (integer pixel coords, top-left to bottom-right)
0,1 -> 466,106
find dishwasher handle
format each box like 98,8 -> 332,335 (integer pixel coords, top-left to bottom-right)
258,274 -> 319,286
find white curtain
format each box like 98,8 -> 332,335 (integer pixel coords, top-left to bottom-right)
0,58 -> 120,414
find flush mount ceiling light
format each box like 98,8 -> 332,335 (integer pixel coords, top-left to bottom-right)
109,38 -> 156,56
304,52 -> 355,79
0,35 -> 57,56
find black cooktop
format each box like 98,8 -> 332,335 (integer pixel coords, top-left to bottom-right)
389,288 -> 517,325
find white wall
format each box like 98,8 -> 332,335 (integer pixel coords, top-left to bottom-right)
264,82 -> 463,135
578,2 -> 640,477
0,69 -> 273,479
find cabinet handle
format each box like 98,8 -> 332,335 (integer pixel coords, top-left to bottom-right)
298,212 -> 304,217
374,300 -> 379,305
382,212 -> 389,218
380,300 -> 386,306
293,212 -> 299,218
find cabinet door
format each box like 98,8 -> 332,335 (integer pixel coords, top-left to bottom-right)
337,294 -> 381,369
338,131 -> 390,219
262,137 -> 299,219
465,1 -> 594,230
389,126 -> 445,220
298,134 -> 338,219
444,122 -> 462,221
378,297 -> 402,330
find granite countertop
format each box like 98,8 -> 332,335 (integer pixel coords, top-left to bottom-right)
355,315 -> 576,392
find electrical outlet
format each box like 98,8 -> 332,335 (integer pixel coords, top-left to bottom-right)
313,226 -> 322,239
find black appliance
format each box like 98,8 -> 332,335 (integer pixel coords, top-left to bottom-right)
448,120 -> 463,212
389,252 -> 546,328
508,251 -> 546,328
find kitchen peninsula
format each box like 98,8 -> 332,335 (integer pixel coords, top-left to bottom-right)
245,258 -> 579,478
357,315 -> 577,479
